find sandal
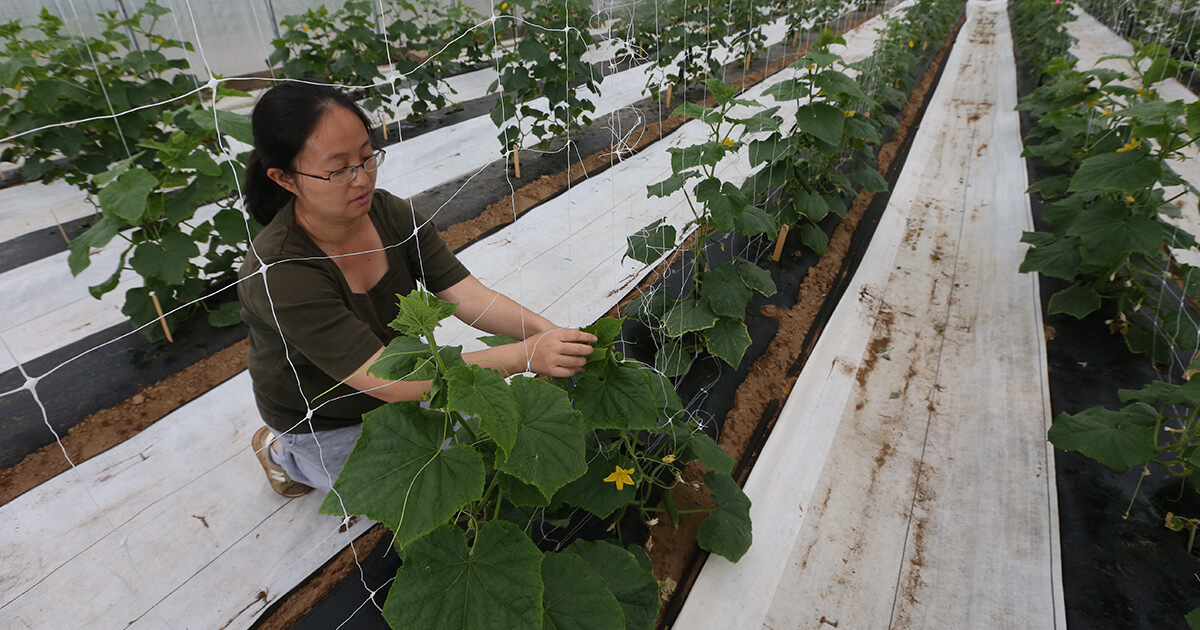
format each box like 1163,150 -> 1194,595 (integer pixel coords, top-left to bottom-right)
252,427 -> 313,498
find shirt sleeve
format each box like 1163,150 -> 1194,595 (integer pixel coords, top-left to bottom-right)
378,190 -> 471,293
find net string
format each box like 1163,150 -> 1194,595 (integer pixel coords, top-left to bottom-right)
2,0 -> 936,624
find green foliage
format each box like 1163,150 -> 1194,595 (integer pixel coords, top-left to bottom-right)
324,291 -> 754,628
488,0 -> 599,152
0,2 -> 258,341
269,2 -> 390,110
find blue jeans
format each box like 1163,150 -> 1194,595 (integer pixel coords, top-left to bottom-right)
268,424 -> 362,491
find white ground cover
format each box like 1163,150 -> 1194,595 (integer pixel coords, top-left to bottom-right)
0,7 -> 905,629
677,0 -> 1068,626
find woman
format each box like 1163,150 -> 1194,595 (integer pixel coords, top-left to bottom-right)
238,82 -> 595,497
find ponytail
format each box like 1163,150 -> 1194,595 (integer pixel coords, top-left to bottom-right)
244,150 -> 292,226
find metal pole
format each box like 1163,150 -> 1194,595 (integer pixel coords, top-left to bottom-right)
115,0 -> 143,52
264,0 -> 281,39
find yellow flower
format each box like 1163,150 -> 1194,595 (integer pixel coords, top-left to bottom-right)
908,40 -> 914,47
1124,195 -> 1135,203
501,1 -> 508,8
1135,87 -> 1144,95
662,454 -> 677,464
844,109 -> 855,117
603,465 -> 636,491
722,137 -> 734,148
152,36 -> 164,44
301,25 -> 309,32
1116,138 -> 1140,153
497,33 -> 503,40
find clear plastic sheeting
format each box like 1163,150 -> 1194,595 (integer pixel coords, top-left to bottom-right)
676,0 -> 1068,626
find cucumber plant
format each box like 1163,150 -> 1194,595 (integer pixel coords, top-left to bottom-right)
489,0 -> 600,152
323,290 -> 753,629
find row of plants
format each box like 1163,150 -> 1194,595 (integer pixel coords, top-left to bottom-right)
622,0 -> 964,375
321,292 -> 751,628
0,2 -> 256,341
1077,0 -> 1199,67
1013,0 -> 1200,496
1010,2 -> 1200,623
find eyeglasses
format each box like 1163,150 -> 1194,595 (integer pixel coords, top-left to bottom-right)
289,148 -> 386,186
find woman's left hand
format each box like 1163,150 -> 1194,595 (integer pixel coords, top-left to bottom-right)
518,328 -> 597,377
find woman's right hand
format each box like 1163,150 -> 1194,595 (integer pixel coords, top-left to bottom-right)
519,328 -> 598,377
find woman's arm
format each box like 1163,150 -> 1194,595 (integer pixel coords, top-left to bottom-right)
343,275 -> 597,403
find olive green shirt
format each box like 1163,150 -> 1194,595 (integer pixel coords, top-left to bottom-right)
238,189 -> 469,433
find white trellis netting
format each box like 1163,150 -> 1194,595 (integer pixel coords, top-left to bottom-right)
0,0 -> 901,627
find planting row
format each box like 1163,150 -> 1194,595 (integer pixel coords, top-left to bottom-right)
1011,0 -> 1200,624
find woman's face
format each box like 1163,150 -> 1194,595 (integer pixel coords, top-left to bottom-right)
269,104 -> 377,224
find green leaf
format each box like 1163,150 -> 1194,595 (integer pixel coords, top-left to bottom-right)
1047,283 -> 1101,319
1186,608 -> 1200,630
541,552 -> 625,630
384,521 -> 543,630
623,289 -> 673,321
1067,199 -> 1163,268
1047,403 -> 1159,471
748,135 -> 794,166
813,70 -> 866,100
793,188 -> 828,222
625,219 -> 676,264
207,299 -> 242,327
663,301 -> 717,336
446,364 -> 520,457
478,333 -> 518,347
496,376 -> 587,498
800,223 -> 829,255
1141,55 -> 1180,85
1019,236 -> 1082,280
695,178 -> 747,232
130,231 -> 199,284
557,453 -> 638,518
498,471 -> 550,507
1020,231 -> 1057,246
648,371 -> 684,425
370,335 -> 435,380
1186,101 -> 1200,138
566,540 -> 660,630
1067,150 -> 1161,194
654,339 -> 692,377
98,168 -> 158,224
671,425 -> 734,475
1162,310 -> 1200,351
734,206 -> 777,239
390,290 -> 458,337
697,471 -> 753,561
794,102 -> 845,146
1027,174 -> 1071,198
647,171 -> 699,198
573,360 -> 658,430
319,402 -> 485,548
735,258 -> 776,296
705,317 -> 752,367
702,262 -> 753,319
68,215 -> 121,276
853,166 -> 888,194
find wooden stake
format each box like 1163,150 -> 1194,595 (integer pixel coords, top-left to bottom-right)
512,144 -> 521,179
664,84 -> 673,111
50,209 -> 70,245
771,224 -> 790,262
744,52 -> 752,72
381,113 -> 389,141
792,31 -> 800,47
150,293 -> 174,343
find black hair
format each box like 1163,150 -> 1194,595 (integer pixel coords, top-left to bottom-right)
243,81 -> 377,226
